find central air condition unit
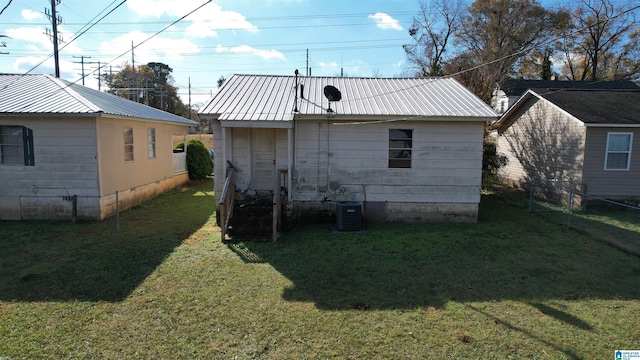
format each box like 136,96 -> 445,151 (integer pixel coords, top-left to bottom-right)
336,201 -> 362,232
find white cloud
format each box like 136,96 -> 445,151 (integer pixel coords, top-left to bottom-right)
100,31 -> 201,64
21,9 -> 43,20
368,12 -> 403,31
216,45 -> 285,60
319,61 -> 338,68
6,27 -> 51,49
127,1 -> 257,38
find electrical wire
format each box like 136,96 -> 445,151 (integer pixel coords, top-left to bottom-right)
0,0 -> 127,94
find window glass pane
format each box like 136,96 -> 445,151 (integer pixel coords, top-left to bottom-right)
0,126 -> 24,165
124,127 -> 134,161
606,153 -> 629,170
608,134 -> 631,151
147,128 -> 156,158
389,129 -> 412,168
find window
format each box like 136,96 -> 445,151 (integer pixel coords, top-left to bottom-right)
124,127 -> 134,161
0,125 -> 34,166
605,132 -> 632,170
389,129 -> 412,168
147,128 -> 156,159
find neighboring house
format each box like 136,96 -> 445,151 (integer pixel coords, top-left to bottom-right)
200,74 -> 497,224
491,79 -> 639,114
0,74 -> 197,220
493,87 -> 640,201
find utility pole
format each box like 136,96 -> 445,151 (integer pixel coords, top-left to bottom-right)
73,55 -> 91,85
45,0 -> 62,77
0,35 -> 9,55
131,41 -> 137,102
188,77 -> 192,119
95,61 -> 102,91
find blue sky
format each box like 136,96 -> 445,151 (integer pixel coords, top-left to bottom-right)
0,0 -> 420,105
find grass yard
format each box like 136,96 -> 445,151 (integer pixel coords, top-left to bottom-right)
1,181 -> 639,359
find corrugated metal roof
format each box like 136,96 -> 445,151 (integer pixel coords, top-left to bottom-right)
200,74 -> 497,122
0,74 -> 197,125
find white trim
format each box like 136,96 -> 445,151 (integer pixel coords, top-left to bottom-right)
220,120 -> 293,129
604,132 -> 633,171
586,123 -> 640,128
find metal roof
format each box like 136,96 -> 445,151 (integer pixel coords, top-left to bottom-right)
0,74 -> 197,126
200,74 -> 497,122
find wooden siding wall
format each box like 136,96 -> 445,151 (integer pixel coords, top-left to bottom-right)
96,118 -> 190,219
0,116 -> 100,220
497,99 -> 586,185
213,127 -> 289,193
583,127 -> 640,198
293,120 -> 484,222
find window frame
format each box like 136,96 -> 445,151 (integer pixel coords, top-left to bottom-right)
388,128 -> 413,169
604,132 -> 632,171
0,125 -> 34,166
124,127 -> 134,162
147,128 -> 156,159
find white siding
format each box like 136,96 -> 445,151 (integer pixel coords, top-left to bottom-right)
293,120 -> 484,205
0,116 -> 99,220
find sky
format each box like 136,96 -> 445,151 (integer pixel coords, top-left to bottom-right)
0,0 -> 421,106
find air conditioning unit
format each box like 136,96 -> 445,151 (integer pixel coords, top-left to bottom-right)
336,201 -> 362,231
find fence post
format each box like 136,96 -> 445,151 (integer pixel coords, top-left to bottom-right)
567,187 -> 574,228
116,191 -> 120,232
529,181 -> 535,212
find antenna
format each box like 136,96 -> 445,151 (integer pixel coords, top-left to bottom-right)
323,85 -> 341,113
294,69 -> 299,113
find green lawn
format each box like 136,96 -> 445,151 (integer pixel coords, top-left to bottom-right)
1,181 -> 639,359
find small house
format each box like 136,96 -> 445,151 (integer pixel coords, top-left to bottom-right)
200,74 -> 496,233
493,86 -> 640,201
0,74 -> 197,220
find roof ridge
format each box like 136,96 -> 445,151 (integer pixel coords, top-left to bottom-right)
50,76 -> 102,112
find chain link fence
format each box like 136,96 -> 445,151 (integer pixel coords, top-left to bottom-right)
529,180 -> 640,255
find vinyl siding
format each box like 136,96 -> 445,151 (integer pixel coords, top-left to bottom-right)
583,127 -> 640,198
497,98 -> 586,184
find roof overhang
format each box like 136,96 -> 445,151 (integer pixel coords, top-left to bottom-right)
493,89 -> 585,133
0,111 -> 197,126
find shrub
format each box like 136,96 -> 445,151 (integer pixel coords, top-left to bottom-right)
185,139 -> 213,180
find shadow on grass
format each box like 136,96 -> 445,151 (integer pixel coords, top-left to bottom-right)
534,206 -> 640,256
235,192 -> 640,311
0,181 -> 214,303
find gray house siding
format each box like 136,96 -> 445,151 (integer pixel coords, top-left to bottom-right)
497,98 -> 586,185
582,127 -> 640,198
0,117 -> 99,220
292,120 -> 483,223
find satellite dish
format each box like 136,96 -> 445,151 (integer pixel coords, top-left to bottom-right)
324,85 -> 342,102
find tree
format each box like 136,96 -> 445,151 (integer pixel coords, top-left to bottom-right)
217,76 -> 226,88
404,0 -> 567,101
403,0 -> 464,76
103,62 -> 198,120
558,0 -> 640,81
455,0 -> 565,101
517,47 -> 555,79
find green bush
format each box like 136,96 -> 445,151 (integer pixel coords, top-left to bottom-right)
184,139 -> 213,180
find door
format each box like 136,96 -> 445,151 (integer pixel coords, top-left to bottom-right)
251,128 -> 276,190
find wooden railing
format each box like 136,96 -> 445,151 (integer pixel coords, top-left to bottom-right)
218,169 -> 235,242
272,169 -> 288,242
